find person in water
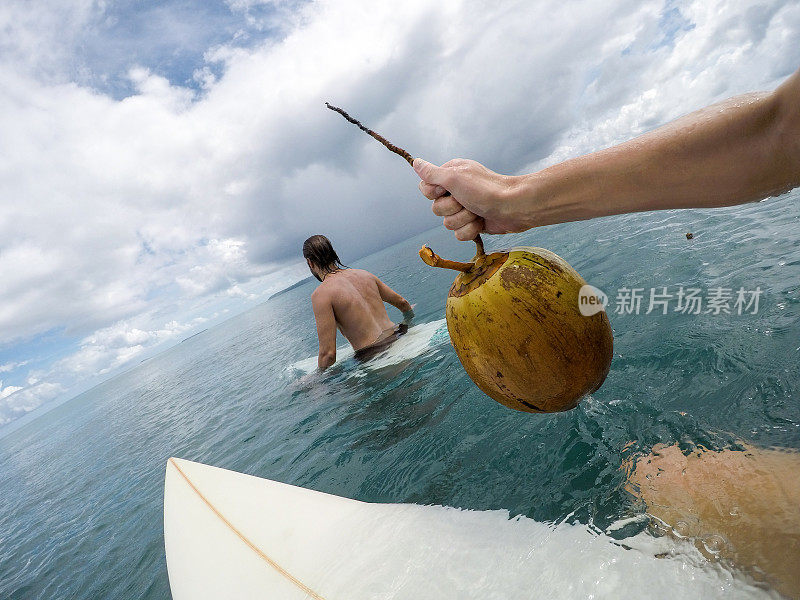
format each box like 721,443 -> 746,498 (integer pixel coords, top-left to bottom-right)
304,234 -> 415,370
414,66 -> 800,594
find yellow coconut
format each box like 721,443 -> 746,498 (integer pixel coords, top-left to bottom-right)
420,237 -> 613,413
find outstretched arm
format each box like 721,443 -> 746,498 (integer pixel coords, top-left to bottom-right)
415,67 -> 800,239
311,291 -> 336,371
375,277 -> 413,314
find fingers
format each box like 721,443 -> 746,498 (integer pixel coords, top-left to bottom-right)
415,157 -> 484,242
432,196 -> 483,239
418,180 -> 448,200
443,208 -> 477,231
431,194 -> 462,216
453,218 -> 484,241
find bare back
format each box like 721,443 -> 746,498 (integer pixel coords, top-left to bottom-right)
313,269 -> 397,351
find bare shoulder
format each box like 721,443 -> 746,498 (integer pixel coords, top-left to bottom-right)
312,275 -> 351,300
310,285 -> 332,305
348,268 -> 378,281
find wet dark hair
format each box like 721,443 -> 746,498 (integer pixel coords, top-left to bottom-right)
302,235 -> 347,278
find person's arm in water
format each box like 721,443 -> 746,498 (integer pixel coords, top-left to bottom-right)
627,442 -> 800,597
311,289 -> 337,371
374,276 -> 415,321
415,67 -> 800,240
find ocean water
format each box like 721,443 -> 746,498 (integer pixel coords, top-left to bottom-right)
1,191 -> 799,599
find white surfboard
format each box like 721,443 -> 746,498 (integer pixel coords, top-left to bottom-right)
286,319 -> 449,375
164,457 -> 772,600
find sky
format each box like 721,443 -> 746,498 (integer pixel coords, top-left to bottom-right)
0,0 -> 798,427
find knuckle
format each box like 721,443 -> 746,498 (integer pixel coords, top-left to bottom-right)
448,198 -> 464,214
429,186 -> 445,201
447,209 -> 469,228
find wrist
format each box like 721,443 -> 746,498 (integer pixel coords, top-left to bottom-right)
506,172 -> 562,230
518,156 -> 610,228
498,174 -> 540,232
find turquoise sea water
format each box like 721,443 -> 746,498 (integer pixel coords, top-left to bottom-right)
1,192 -> 799,599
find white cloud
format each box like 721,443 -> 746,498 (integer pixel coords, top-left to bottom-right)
0,382 -> 23,399
56,317 -> 209,377
0,0 -> 798,426
524,0 -> 800,170
0,382 -> 64,426
0,0 -> 98,78
0,360 -> 29,373
174,238 -> 263,297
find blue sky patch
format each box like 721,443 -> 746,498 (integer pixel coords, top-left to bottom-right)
71,0 -> 303,98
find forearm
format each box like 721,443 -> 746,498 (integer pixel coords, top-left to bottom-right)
318,351 -> 335,371
386,291 -> 412,313
395,297 -> 413,313
519,77 -> 800,226
386,294 -> 414,321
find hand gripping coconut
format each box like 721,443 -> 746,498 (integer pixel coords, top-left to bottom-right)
327,103 -> 613,413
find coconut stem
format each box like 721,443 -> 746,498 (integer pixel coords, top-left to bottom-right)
474,234 -> 485,258
419,246 -> 473,272
325,103 -> 414,167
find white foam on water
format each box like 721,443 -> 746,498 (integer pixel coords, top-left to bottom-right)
287,319 -> 448,375
312,504 -> 777,599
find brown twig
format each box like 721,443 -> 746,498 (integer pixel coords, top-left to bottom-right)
325,102 -> 415,167
326,103 -> 485,248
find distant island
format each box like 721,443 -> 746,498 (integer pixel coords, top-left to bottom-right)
269,276 -> 313,300
179,329 -> 208,344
